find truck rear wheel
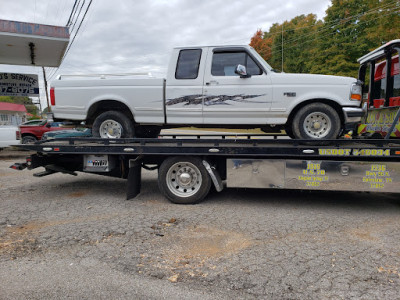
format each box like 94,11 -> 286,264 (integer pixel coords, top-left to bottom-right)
158,156 -> 211,204
292,103 -> 341,139
92,111 -> 134,138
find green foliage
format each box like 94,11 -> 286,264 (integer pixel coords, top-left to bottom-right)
0,96 -> 39,116
250,0 -> 400,78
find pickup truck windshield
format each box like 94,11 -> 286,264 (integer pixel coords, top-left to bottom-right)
249,47 -> 273,72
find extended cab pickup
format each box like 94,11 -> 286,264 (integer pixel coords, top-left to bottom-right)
50,45 -> 364,139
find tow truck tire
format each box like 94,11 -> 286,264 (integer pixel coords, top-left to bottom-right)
22,135 -> 37,144
292,103 -> 341,140
158,156 -> 211,204
92,111 -> 134,138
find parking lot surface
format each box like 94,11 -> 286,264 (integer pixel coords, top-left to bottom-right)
1,152 -> 400,299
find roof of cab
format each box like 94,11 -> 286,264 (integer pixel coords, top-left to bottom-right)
357,39 -> 400,64
173,45 -> 251,50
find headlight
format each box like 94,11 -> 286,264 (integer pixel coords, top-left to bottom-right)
350,83 -> 362,101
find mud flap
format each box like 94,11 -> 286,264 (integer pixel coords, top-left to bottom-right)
126,158 -> 142,200
202,160 -> 223,192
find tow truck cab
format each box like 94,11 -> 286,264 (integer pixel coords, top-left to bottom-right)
357,39 -> 400,138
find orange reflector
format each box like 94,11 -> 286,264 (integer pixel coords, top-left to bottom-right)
351,94 -> 361,101
395,151 -> 400,155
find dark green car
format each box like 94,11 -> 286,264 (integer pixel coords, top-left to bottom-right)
41,128 -> 92,140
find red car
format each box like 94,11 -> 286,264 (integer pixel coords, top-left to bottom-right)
20,121 -> 73,144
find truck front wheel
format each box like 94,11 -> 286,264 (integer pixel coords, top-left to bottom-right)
92,111 -> 134,138
158,157 -> 211,204
292,103 -> 341,139
22,135 -> 37,144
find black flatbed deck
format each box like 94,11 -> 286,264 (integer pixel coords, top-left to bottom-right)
16,135 -> 400,161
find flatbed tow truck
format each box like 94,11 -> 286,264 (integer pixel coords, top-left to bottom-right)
10,41 -> 400,204
10,134 -> 400,204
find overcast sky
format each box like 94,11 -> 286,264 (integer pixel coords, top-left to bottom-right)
0,0 -> 330,110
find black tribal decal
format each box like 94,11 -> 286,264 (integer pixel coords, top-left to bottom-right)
166,94 -> 266,106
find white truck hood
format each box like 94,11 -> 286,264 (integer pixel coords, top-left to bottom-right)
270,72 -> 357,85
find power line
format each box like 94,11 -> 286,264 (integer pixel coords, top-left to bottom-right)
263,1 -> 400,53
48,0 -> 93,81
66,0 -> 79,26
68,0 -> 82,28
226,0 -> 399,45
267,0 -> 399,47
272,8 -> 400,53
70,0 -> 86,33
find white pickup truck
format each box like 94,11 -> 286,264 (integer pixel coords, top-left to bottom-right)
50,45 -> 364,139
0,125 -> 20,150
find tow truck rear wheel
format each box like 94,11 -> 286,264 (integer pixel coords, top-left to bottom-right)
92,111 -> 134,138
292,103 -> 341,139
158,156 -> 211,204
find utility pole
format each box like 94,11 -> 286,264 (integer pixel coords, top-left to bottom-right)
281,23 -> 284,72
42,67 -> 51,113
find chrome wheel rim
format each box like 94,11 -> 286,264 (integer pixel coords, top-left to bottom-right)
99,119 -> 123,138
303,112 -> 331,138
166,162 -> 202,198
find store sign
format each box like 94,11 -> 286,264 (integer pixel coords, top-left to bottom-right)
0,73 -> 39,96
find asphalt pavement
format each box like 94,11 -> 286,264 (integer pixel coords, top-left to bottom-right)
1,151 -> 400,299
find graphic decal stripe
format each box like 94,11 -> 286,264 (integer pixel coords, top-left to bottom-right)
166,94 -> 266,106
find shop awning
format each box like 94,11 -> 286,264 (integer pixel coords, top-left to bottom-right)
0,19 -> 70,67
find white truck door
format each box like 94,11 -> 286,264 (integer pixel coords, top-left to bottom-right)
165,48 -> 206,124
203,47 -> 272,124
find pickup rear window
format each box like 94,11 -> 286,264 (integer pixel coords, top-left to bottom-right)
175,49 -> 202,79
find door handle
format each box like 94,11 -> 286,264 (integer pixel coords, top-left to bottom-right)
206,80 -> 219,86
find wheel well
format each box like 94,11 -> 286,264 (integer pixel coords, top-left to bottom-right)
86,100 -> 134,125
286,99 -> 344,128
21,133 -> 37,138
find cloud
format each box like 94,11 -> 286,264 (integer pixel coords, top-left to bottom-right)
0,0 -> 330,108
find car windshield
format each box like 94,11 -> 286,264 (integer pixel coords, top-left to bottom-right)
22,120 -> 46,126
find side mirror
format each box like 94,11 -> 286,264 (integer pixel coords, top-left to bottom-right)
46,123 -> 51,128
235,64 -> 251,78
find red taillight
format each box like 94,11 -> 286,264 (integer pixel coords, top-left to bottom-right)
50,87 -> 55,106
16,130 -> 21,140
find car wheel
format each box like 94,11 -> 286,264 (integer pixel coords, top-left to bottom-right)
92,111 -> 134,138
22,135 -> 38,144
292,103 -> 341,139
158,157 -> 211,204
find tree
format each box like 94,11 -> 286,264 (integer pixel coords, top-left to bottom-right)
250,29 -> 273,61
249,0 -> 400,77
309,0 -> 379,77
250,14 -> 322,73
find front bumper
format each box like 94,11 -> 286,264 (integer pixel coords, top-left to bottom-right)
342,106 -> 366,130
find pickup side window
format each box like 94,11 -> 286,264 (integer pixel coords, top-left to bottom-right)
175,49 -> 202,79
211,52 -> 262,76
